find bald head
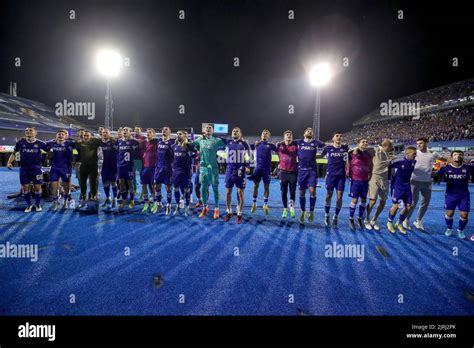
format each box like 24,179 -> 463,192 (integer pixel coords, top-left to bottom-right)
380,139 -> 393,152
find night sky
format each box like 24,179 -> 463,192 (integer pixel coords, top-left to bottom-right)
0,0 -> 473,139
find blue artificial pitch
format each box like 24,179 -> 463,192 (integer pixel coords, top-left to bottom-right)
0,167 -> 473,315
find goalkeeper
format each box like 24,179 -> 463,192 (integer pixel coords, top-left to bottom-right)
192,124 -> 226,219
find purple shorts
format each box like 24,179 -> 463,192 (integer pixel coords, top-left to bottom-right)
19,168 -> 43,185
445,193 -> 470,212
118,165 -> 134,180
154,166 -> 172,186
249,167 -> 271,185
140,167 -> 155,185
391,186 -> 413,205
325,174 -> 346,192
349,180 -> 369,199
50,167 -> 72,182
298,169 -> 317,190
172,171 -> 191,190
225,168 -> 246,189
101,168 -> 118,183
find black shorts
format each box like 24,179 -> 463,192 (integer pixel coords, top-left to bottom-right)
280,171 -> 297,186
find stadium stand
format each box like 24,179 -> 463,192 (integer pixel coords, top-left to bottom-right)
0,93 -> 90,141
344,106 -> 474,145
343,78 -> 474,146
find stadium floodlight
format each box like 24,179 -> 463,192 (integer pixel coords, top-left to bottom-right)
308,62 -> 332,140
96,49 -> 123,130
308,62 -> 332,87
96,49 -> 123,78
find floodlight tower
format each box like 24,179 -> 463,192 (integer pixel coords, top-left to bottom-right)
308,63 -> 332,140
96,49 -> 123,130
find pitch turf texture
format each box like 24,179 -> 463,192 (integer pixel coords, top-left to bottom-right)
0,167 -> 473,315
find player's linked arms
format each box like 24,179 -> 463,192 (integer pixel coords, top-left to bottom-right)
276,140 -> 294,148
7,151 -> 16,170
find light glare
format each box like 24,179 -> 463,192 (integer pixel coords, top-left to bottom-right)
96,50 -> 123,78
309,63 -> 332,87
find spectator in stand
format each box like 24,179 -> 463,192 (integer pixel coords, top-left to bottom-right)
343,106 -> 474,145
